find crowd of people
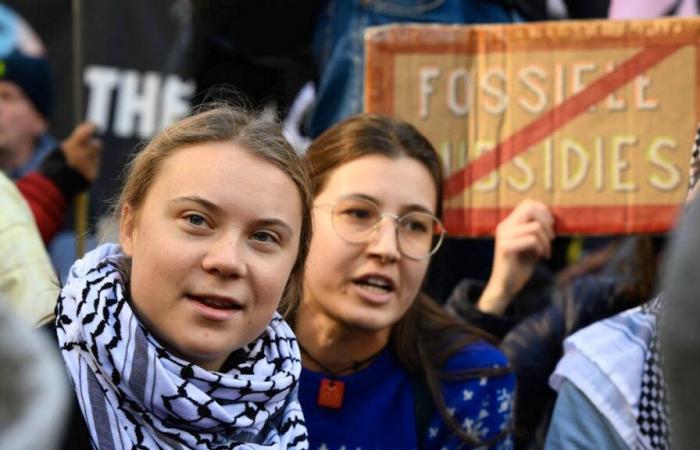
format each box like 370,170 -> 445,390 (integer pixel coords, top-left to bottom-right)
0,1 -> 697,449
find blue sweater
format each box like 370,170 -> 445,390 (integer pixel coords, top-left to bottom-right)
299,341 -> 515,450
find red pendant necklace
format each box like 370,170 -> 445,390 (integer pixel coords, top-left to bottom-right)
299,343 -> 384,409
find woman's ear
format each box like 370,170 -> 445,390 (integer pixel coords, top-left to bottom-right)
119,204 -> 135,257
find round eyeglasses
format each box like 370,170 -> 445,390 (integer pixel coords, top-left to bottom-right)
316,195 -> 446,260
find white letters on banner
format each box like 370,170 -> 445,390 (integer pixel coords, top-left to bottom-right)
84,65 -> 195,139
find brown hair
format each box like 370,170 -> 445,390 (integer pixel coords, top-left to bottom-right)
115,103 -> 313,318
302,114 -> 511,446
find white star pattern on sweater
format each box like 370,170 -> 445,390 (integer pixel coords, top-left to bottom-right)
301,341 -> 515,449
478,408 -> 490,420
463,389 -> 474,401
497,388 -> 513,414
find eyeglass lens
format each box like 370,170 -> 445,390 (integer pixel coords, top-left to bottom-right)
331,196 -> 444,258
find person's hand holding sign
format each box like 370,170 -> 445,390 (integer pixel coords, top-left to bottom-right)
478,199 -> 555,315
61,122 -> 102,183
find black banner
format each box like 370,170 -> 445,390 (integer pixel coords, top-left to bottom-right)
6,0 -> 194,219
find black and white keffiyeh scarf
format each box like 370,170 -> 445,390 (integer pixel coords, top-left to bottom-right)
688,123 -> 700,191
637,295 -> 670,450
55,244 -> 308,449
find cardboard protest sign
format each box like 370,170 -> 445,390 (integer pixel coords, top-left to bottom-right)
365,18 -> 700,236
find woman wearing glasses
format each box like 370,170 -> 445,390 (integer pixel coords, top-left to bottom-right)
293,114 -> 515,449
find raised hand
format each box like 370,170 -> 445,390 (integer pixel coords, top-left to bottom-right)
61,122 -> 103,183
477,199 -> 555,315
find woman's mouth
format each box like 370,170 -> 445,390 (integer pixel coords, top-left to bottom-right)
189,294 -> 242,310
187,294 -> 243,320
352,275 -> 395,303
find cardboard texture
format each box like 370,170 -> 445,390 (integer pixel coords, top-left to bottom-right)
365,18 -> 700,236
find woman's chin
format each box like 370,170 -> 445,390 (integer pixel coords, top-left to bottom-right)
159,338 -> 233,371
339,311 -> 399,334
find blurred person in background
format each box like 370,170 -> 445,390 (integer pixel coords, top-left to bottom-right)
661,143 -> 700,450
307,0 -> 516,138
0,167 -> 57,323
445,200 -> 658,448
0,49 -> 53,178
0,50 -> 102,247
0,301 -> 68,450
542,125 -> 700,450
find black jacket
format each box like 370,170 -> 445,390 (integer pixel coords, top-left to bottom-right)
446,271 -> 641,449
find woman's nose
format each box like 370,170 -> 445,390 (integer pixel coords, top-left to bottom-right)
201,234 -> 247,277
366,216 -> 400,263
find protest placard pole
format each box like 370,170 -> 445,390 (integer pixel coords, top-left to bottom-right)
72,0 -> 88,257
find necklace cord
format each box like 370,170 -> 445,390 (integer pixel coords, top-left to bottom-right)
298,343 -> 385,377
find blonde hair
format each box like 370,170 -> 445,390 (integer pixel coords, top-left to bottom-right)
116,103 -> 313,317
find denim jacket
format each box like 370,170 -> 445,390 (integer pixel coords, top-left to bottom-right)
308,0 -> 515,137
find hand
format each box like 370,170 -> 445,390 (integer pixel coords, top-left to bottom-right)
478,199 -> 555,315
60,122 -> 103,183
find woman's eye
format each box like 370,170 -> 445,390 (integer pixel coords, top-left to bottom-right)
401,219 -> 429,234
251,231 -> 279,244
341,208 -> 373,220
186,214 -> 207,227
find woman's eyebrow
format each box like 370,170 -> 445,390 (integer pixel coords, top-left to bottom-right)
402,204 -> 434,215
253,218 -> 294,236
346,192 -> 378,204
345,193 -> 434,215
169,196 -> 222,215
